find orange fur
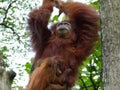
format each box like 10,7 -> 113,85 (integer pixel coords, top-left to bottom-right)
27,0 -> 99,89
26,57 -> 71,90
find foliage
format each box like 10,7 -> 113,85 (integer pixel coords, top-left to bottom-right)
88,0 -> 100,10
0,0 -> 40,89
74,41 -> 102,90
0,46 -> 9,68
25,62 -> 32,74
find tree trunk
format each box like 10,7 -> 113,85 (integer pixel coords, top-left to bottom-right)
0,68 -> 16,90
0,55 -> 16,90
100,0 -> 120,90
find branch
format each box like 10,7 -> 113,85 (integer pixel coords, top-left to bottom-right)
0,0 -> 24,43
0,23 -> 23,43
2,0 -> 17,23
79,74 -> 88,90
89,59 -> 97,90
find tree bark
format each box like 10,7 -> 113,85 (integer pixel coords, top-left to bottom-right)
0,55 -> 16,90
100,0 -> 120,90
0,68 -> 16,90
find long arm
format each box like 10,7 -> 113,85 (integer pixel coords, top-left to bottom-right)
28,2 -> 54,62
61,2 -> 99,60
61,2 -> 99,26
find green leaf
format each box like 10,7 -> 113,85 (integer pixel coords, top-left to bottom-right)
50,15 -> 59,23
25,62 -> 32,74
2,46 -> 8,52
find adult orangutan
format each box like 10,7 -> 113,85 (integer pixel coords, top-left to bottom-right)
26,0 -> 99,89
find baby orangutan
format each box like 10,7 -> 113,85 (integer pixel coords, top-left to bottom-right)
26,56 -> 71,90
